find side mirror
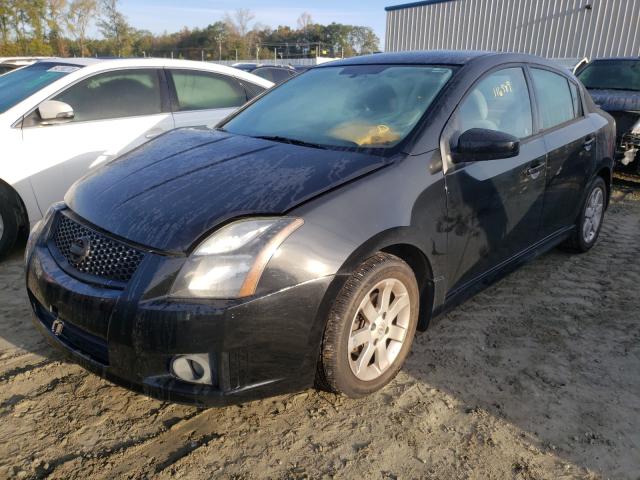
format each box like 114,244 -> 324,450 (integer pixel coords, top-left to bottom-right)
37,100 -> 74,125
452,128 -> 520,163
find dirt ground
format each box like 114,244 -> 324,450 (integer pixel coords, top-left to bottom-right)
1,186 -> 639,480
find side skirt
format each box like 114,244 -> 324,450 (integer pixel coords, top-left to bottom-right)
432,226 -> 574,320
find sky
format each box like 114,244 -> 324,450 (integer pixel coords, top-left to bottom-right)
118,0 -> 393,48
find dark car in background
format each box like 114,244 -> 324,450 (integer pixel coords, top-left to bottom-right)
26,51 -> 615,406
232,63 -> 298,84
576,58 -> 640,173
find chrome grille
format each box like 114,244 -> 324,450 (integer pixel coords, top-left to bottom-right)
52,213 -> 144,283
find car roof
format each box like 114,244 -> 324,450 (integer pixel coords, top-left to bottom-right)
321,50 -> 492,67
34,57 -> 102,67
588,57 -> 640,62
254,65 -> 295,70
320,50 -> 563,69
28,57 -> 274,88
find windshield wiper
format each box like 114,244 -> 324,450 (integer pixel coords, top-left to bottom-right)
253,135 -> 327,150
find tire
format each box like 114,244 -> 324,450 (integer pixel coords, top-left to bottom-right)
0,186 -> 20,259
316,252 -> 420,398
563,176 -> 607,253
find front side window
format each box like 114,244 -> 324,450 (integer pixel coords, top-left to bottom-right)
170,70 -> 247,111
451,67 -> 533,140
531,68 -> 575,130
0,62 -> 78,114
222,64 -> 455,150
52,69 -> 162,122
577,60 -> 640,91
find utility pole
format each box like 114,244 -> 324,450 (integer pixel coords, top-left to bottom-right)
215,34 -> 224,61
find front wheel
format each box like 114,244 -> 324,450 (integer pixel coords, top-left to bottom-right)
316,253 -> 419,398
0,187 -> 19,258
563,176 -> 606,253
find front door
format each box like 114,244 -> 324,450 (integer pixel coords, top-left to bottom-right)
442,66 -> 547,293
22,68 -> 174,214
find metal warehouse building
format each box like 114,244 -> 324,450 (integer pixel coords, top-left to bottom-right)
385,0 -> 640,58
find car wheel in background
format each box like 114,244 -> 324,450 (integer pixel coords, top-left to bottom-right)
0,187 -> 20,258
317,252 -> 419,397
563,176 -> 607,253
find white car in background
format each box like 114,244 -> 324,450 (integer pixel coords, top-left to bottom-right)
0,58 -> 272,256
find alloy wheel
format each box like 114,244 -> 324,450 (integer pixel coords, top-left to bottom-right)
583,186 -> 604,244
348,278 -> 411,381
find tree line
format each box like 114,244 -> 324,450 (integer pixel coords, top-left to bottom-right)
0,2 -> 380,60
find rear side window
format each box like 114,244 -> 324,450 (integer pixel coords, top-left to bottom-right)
53,69 -> 162,122
453,67 -> 533,139
531,68 -> 576,129
170,70 -> 246,111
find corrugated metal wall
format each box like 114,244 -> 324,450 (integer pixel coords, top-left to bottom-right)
385,0 -> 640,58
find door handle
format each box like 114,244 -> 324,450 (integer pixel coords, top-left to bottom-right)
583,136 -> 595,151
524,162 -> 545,179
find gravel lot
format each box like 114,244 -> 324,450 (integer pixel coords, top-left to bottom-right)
1,187 -> 639,480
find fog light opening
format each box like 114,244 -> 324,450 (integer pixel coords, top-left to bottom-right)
171,354 -> 213,385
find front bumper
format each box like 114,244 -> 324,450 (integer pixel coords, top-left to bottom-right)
26,236 -> 334,407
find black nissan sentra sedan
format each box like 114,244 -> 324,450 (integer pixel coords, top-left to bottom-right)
25,51 -> 615,406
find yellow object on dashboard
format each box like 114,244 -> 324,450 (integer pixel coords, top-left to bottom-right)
329,122 -> 401,147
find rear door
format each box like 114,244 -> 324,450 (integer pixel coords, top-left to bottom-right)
443,66 -> 547,292
23,68 -> 174,213
529,67 -> 596,235
167,69 -> 249,128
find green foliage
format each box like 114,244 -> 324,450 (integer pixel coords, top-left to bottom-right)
0,5 -> 380,59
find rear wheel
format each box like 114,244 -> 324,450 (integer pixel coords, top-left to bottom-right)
316,253 -> 419,397
563,176 -> 606,253
0,187 -> 19,258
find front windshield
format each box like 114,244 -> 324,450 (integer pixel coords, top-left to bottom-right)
0,62 -> 80,114
577,60 -> 640,91
222,64 -> 455,150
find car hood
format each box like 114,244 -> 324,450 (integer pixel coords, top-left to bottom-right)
66,128 -> 390,252
587,88 -> 640,112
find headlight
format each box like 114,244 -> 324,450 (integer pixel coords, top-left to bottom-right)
632,117 -> 640,135
24,202 -> 65,265
170,217 -> 304,299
